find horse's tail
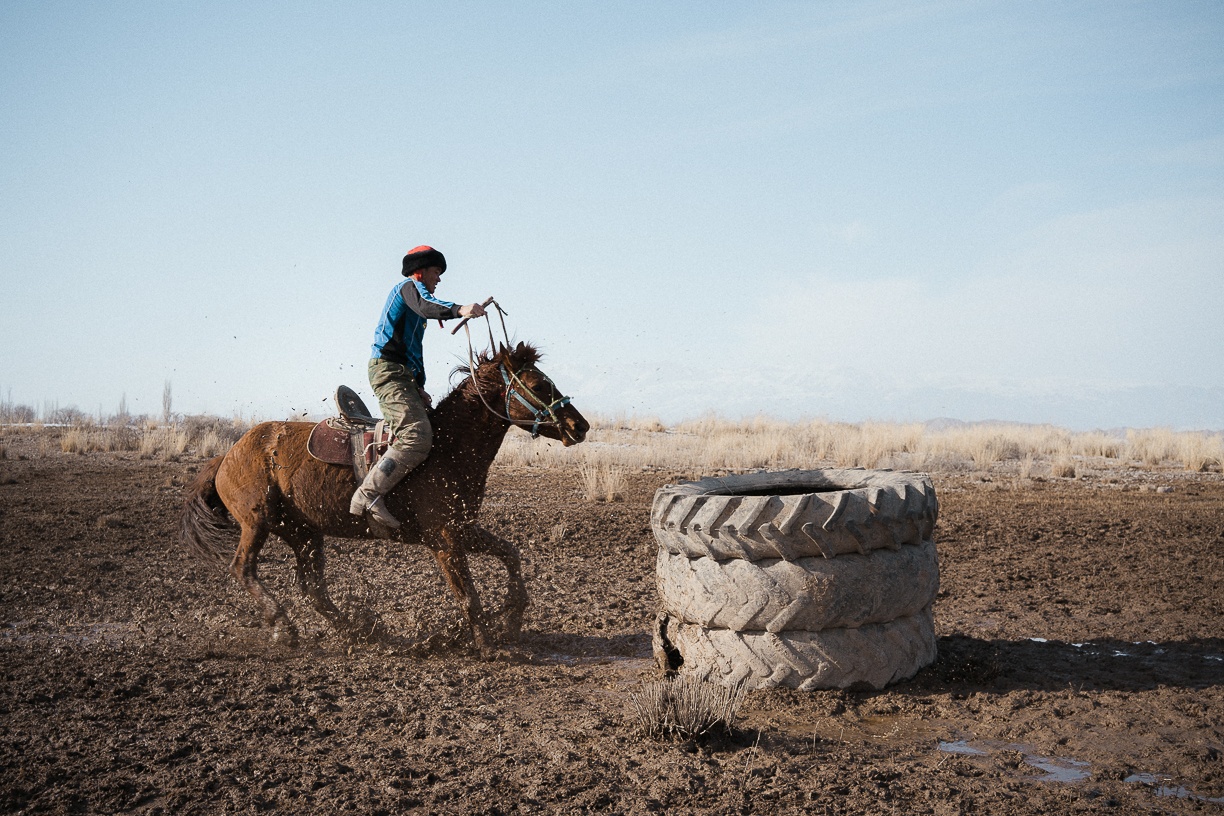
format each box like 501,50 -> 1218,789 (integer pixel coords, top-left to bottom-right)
180,454 -> 237,569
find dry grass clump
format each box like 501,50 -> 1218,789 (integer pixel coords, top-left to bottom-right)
182,415 -> 249,449
967,431 -> 1022,469
579,459 -> 628,502
99,427 -> 140,452
59,427 -> 142,454
37,434 -> 56,458
1177,432 -> 1224,472
195,430 -> 231,458
1074,431 -> 1124,459
1050,456 -> 1078,479
1125,428 -> 1178,467
140,427 -> 190,460
629,675 -> 746,742
60,428 -> 89,454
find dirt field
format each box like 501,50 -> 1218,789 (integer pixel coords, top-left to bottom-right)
1,428 -> 1222,814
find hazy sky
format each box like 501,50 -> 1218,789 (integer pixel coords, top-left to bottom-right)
3,2 -> 1222,430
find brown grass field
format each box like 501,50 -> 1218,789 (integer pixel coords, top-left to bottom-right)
1,423 -> 1221,814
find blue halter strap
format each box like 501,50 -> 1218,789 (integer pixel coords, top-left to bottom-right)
499,364 -> 572,438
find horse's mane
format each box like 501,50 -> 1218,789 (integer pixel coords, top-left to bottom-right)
444,342 -> 543,401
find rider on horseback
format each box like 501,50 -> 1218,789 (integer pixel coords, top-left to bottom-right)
350,245 -> 487,528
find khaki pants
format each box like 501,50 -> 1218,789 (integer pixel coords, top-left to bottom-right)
368,358 -> 432,460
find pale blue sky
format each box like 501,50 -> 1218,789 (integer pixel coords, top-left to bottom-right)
2,2 -> 1222,429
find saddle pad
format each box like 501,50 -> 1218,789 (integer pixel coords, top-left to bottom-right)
307,420 -> 352,466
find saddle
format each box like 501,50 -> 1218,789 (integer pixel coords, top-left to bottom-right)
306,386 -> 394,480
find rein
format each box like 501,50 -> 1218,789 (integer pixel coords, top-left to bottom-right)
460,302 -> 573,439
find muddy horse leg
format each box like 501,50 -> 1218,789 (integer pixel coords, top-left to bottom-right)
463,526 -> 527,642
230,524 -> 298,647
432,534 -> 493,655
282,530 -> 348,634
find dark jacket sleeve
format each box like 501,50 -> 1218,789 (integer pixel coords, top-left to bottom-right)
400,281 -> 461,321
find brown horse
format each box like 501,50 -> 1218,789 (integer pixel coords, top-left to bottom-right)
181,342 -> 589,654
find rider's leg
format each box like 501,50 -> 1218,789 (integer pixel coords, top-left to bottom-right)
349,360 -> 432,527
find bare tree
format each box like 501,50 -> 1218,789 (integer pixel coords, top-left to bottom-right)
162,380 -> 173,425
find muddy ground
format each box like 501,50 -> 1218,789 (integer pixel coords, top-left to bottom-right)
1,428 -> 1222,814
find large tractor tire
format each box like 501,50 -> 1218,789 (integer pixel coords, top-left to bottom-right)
656,538 -> 939,632
650,469 -> 941,691
654,607 -> 937,691
651,469 -> 938,562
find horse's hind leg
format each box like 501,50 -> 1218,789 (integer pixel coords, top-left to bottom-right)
231,524 -> 298,647
282,530 -> 349,634
463,526 -> 527,642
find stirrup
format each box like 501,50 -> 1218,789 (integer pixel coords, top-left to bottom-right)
365,495 -> 401,529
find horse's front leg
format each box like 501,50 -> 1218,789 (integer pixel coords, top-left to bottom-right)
463,526 -> 527,642
431,532 -> 493,657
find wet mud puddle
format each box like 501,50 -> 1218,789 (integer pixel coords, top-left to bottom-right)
939,738 -> 1224,802
1122,773 -> 1224,804
938,739 -> 1089,783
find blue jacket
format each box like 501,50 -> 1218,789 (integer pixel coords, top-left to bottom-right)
370,280 -> 459,386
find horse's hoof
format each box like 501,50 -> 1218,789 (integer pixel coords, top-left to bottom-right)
271,622 -> 299,648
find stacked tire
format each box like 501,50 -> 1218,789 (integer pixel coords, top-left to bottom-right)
650,469 -> 940,691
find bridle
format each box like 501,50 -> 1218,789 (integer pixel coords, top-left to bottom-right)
498,363 -> 573,438
460,301 -> 574,439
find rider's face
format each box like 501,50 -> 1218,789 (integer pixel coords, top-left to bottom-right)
415,266 -> 443,294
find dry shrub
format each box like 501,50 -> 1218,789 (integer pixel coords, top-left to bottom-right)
1178,433 -> 1224,472
0,442 -> 6,460
182,414 -> 249,456
140,427 -> 190,460
60,427 -> 141,454
1051,456 -> 1077,478
969,434 -> 1011,469
579,460 -> 627,502
1074,431 -> 1124,459
60,428 -> 89,454
601,466 -> 628,501
1126,428 -> 1177,466
37,434 -> 56,458
629,675 -> 746,742
98,427 -> 140,452
196,430 -> 232,458
1018,453 -> 1036,481
549,521 -> 568,545
182,414 -> 246,440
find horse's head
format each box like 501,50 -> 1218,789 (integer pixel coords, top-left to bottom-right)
472,341 -> 589,446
